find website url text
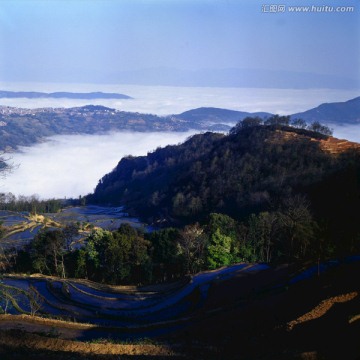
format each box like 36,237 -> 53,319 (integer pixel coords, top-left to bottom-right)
262,5 -> 355,13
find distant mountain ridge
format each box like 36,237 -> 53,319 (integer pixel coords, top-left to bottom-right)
0,96 -> 359,151
0,90 -> 132,99
0,105 -> 233,151
291,96 -> 360,124
174,107 -> 272,124
175,97 -> 360,126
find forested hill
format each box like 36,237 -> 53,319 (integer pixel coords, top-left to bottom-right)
174,107 -> 273,123
88,122 -> 360,229
291,96 -> 360,124
0,105 -> 232,151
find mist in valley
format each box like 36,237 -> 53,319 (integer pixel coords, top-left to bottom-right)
1,131 -> 197,200
328,124 -> 360,143
1,121 -> 359,201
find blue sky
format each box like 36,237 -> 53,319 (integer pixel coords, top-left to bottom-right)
0,0 -> 359,88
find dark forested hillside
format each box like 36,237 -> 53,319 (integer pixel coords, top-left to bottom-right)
89,131 -> 225,218
88,123 -> 360,229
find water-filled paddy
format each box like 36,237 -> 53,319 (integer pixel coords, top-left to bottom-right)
1,263 -> 268,326
0,205 -> 147,251
50,205 -> 146,230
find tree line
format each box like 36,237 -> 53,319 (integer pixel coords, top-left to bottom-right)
230,115 -> 333,136
0,193 -> 63,213
5,188 -> 358,285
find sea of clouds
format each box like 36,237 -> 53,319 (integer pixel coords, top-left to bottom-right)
0,82 -> 359,115
0,131 -> 198,199
0,83 -> 358,199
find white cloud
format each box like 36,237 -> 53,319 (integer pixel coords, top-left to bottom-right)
0,82 -> 358,115
0,131 -> 197,199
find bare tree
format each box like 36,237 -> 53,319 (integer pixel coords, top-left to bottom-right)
28,285 -> 43,316
178,223 -> 206,274
0,246 -> 18,272
0,150 -> 15,179
277,195 -> 315,259
0,284 -> 14,314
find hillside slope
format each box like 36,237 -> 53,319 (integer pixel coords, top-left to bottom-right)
1,260 -> 359,359
0,105 -> 228,151
89,124 -> 360,224
174,107 -> 272,124
291,96 -> 360,124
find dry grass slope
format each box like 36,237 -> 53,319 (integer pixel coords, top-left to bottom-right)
272,129 -> 360,155
287,291 -> 358,330
0,330 -> 176,357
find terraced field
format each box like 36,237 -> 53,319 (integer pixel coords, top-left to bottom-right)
1,263 -> 269,334
2,258 -> 359,334
0,205 -> 146,251
1,204 -> 359,358
1,258 -> 360,359
0,211 -> 53,250
49,205 -> 144,231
